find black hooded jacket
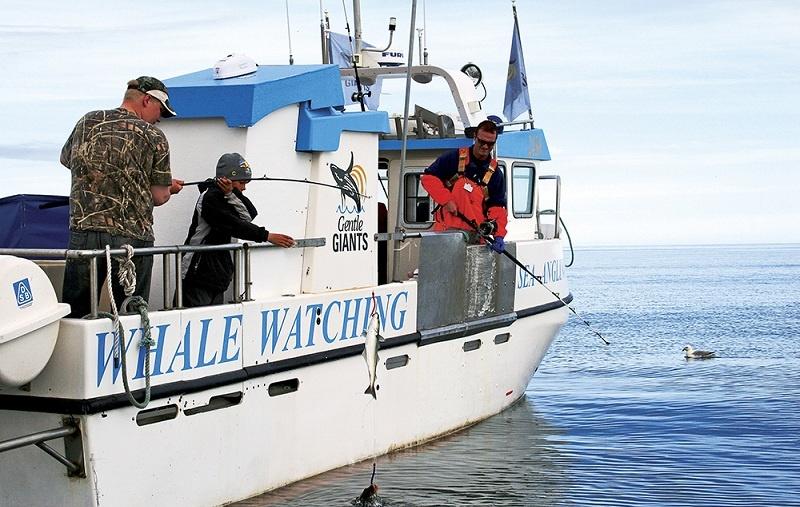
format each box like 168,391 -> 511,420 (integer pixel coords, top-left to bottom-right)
181,179 -> 268,292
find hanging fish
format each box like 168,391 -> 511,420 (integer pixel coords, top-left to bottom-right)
362,309 -> 383,399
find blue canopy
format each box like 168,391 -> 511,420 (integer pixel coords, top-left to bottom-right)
0,194 -> 69,249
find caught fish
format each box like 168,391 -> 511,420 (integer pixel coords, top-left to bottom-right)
355,463 -> 380,506
357,484 -> 379,505
362,311 -> 383,399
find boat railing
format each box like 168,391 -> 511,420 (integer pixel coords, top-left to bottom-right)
495,118 -> 536,131
536,175 -> 562,239
0,238 -> 325,319
384,104 -> 457,140
341,65 -> 483,128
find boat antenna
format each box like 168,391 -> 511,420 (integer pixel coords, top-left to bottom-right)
416,28 -> 424,64
422,0 -> 428,64
416,0 -> 427,64
396,1 -> 417,234
285,0 -> 294,65
320,2 -> 329,63
341,0 -> 367,111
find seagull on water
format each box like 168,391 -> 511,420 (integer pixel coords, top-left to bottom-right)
682,345 -> 716,359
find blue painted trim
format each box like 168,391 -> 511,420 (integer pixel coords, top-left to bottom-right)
295,102 -> 389,152
379,138 -> 472,151
0,293 -> 571,415
164,65 -> 345,127
379,130 -> 550,161
496,129 -> 551,161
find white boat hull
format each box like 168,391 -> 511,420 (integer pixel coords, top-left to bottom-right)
0,304 -> 565,506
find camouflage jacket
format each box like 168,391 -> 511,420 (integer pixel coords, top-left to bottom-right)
60,107 -> 172,241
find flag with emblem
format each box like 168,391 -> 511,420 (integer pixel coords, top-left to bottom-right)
328,32 -> 382,110
503,9 -> 532,122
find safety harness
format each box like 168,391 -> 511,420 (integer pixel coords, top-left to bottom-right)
447,147 -> 498,200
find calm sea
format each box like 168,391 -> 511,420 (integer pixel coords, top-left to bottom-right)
240,244 -> 800,506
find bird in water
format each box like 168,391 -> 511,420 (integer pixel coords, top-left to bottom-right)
682,345 -> 716,359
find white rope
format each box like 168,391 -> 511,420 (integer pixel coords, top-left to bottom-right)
106,245 -> 123,365
103,244 -> 153,408
116,244 -> 136,296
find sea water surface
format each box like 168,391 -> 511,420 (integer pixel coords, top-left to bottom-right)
240,244 -> 800,506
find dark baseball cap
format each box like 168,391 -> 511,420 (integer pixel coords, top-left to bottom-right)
127,76 -> 176,118
216,153 -> 253,181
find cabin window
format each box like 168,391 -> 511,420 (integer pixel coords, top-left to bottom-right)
401,171 -> 434,227
511,163 -> 535,218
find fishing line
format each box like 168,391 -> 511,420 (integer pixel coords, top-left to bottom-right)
454,209 -> 609,345
182,176 -> 372,199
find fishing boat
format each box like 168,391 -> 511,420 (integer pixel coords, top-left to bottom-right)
0,3 -> 570,505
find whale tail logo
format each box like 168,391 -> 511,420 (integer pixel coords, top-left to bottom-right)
329,152 -> 365,213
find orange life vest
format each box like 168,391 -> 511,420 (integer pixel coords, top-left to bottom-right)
433,147 -> 499,234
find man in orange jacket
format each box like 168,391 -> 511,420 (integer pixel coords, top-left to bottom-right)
421,119 -> 507,252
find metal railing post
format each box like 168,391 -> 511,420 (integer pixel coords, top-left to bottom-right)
89,257 -> 98,318
537,175 -> 562,239
244,243 -> 252,302
162,253 -> 171,310
554,175 -> 562,238
175,252 -> 183,309
232,248 -> 241,304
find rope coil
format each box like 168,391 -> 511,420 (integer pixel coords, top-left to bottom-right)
101,245 -> 154,409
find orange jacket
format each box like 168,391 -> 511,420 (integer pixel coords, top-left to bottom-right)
421,147 -> 508,237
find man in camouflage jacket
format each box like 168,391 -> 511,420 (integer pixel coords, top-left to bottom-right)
60,76 -> 183,318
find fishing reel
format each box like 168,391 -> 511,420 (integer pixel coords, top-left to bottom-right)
478,219 -> 497,237
351,89 -> 372,103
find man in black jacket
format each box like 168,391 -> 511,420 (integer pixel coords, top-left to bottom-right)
180,153 -> 294,307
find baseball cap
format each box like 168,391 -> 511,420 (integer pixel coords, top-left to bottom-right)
215,153 -> 253,181
127,76 -> 177,118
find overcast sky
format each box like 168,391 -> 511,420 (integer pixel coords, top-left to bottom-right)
2,0 -> 798,246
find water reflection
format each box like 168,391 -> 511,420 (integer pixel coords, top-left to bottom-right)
237,396 -> 570,507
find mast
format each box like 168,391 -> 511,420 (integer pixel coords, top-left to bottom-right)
320,2 -> 329,64
353,0 -> 363,58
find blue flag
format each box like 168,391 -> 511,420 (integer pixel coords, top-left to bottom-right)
328,32 -> 382,110
503,21 -> 531,122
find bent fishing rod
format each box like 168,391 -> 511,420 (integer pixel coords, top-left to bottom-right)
182,175 -> 371,199
454,209 -> 610,345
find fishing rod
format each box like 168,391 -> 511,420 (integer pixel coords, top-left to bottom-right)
341,0 -> 367,111
453,209 -> 610,345
182,176 -> 371,199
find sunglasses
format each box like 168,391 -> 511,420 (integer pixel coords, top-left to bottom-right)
475,137 -> 496,148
